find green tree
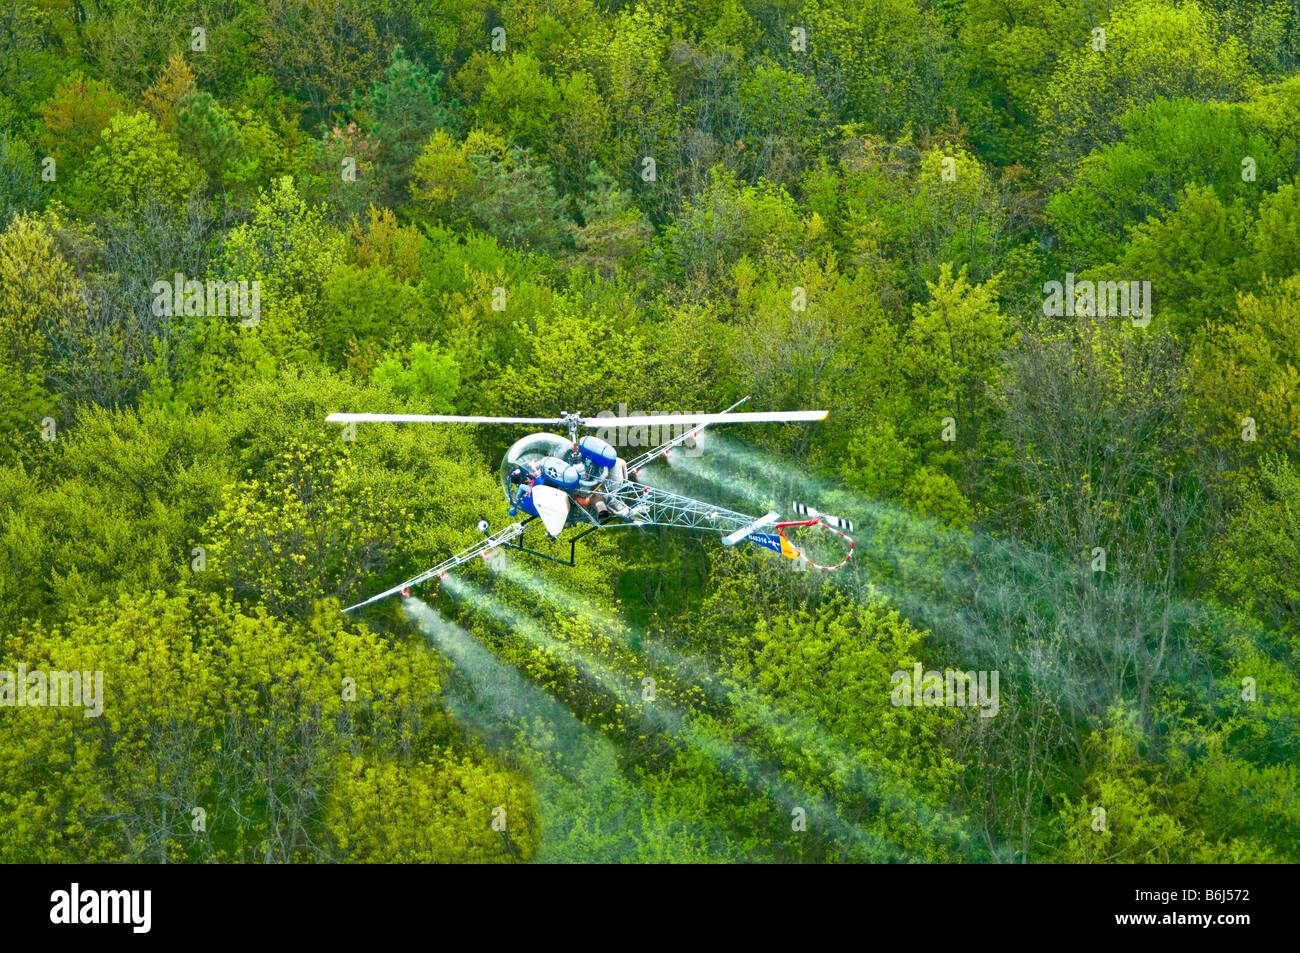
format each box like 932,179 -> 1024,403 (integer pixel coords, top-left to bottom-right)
318,261 -> 421,365
255,0 -> 387,121
565,162 -> 652,277
465,144 -> 569,255
1211,455 -> 1300,636
1036,0 -> 1253,176
354,46 -> 455,208
69,112 -> 202,213
36,72 -> 129,176
178,92 -> 255,192
371,341 -> 460,412
0,590 -> 535,862
1046,97 -> 1283,266
1190,276 -> 1300,458
0,132 -> 40,225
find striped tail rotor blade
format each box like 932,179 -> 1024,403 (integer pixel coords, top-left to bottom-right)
794,501 -> 853,532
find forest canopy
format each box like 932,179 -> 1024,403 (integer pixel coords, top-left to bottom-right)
0,0 -> 1297,863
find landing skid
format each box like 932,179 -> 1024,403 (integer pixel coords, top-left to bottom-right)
500,517 -> 644,568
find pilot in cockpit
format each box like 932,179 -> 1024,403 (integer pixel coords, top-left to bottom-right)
507,465 -> 534,505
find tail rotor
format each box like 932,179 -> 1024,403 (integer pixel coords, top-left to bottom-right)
780,502 -> 856,570
790,500 -> 855,533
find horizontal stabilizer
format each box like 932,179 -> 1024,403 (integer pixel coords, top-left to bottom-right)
722,511 -> 779,546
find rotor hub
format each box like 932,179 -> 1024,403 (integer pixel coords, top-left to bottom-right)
559,411 -> 584,442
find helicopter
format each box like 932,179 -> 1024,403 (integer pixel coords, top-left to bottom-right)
326,396 -> 855,612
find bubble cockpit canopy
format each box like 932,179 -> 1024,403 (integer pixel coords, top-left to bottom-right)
499,432 -> 573,498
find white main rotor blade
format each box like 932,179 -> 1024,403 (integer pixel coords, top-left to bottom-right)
326,413 -> 560,425
581,411 -> 826,428
327,410 -> 827,427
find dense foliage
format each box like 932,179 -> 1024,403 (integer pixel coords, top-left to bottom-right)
1,0 -> 1297,862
